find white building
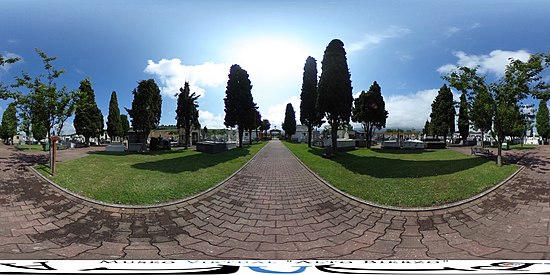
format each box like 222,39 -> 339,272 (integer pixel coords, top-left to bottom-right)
291,125 -> 321,143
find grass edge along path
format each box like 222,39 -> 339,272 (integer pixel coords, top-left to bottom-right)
36,142 -> 267,205
284,141 -> 518,208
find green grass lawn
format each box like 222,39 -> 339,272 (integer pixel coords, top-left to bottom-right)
16,144 -> 44,151
37,142 -> 266,205
284,142 -> 518,207
509,144 -> 538,150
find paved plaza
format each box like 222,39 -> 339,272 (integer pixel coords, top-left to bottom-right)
0,140 -> 549,259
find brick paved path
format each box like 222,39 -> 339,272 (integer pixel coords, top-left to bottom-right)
0,141 -> 549,259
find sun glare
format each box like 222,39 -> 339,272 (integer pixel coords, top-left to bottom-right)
233,37 -> 311,80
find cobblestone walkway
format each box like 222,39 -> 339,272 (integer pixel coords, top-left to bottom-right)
0,141 -> 549,259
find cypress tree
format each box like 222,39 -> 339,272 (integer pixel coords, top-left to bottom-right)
300,56 -> 322,148
223,64 -> 254,148
536,99 -> 550,144
125,79 -> 162,151
176,81 -> 200,149
120,114 -> 130,140
429,84 -> 455,143
0,103 -> 18,144
107,91 -> 123,142
318,39 -> 353,156
282,103 -> 296,140
457,93 -> 469,145
74,78 -> 103,146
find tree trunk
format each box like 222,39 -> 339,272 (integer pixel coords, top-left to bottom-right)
184,125 -> 190,150
481,131 -> 485,148
238,127 -> 244,148
366,123 -> 373,149
307,124 -> 312,148
248,129 -> 252,145
141,132 -> 148,152
496,142 -> 503,167
331,118 -> 338,156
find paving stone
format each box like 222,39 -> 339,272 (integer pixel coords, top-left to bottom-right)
1,141 -> 550,260
49,243 -> 96,258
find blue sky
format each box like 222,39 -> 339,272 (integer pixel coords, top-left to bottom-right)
1,0 -> 550,134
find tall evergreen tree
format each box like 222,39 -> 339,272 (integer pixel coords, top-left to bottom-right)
0,102 -> 18,144
176,81 -> 200,149
120,114 -> 130,140
223,64 -> 254,148
300,56 -> 322,148
125,79 -> 162,151
429,84 -> 455,143
107,91 -> 123,142
351,81 -> 388,149
282,103 -> 296,140
318,39 -> 353,156
457,93 -> 470,145
422,119 -> 430,137
536,99 -> 549,144
74,78 -> 103,146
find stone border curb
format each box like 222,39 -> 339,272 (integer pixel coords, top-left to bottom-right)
286,143 -> 525,212
28,142 -> 270,209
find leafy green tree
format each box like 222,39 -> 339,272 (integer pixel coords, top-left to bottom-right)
223,64 -> 255,148
31,115 -> 47,142
14,49 -> 75,145
444,66 -> 491,146
457,93 -> 469,145
0,54 -> 20,100
300,56 -> 322,148
74,78 -> 103,146
176,81 -> 200,149
429,84 -> 455,143
107,91 -> 124,142
471,85 -> 493,148
490,55 -> 546,166
120,114 -> 130,140
125,79 -> 162,151
318,39 -> 353,155
0,103 -> 18,144
282,103 -> 296,140
260,119 -> 271,139
352,81 -> 388,149
536,99 -> 550,144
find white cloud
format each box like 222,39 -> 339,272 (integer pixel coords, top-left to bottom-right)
264,96 -> 301,130
144,58 -> 229,99
198,110 -> 225,129
444,23 -> 480,38
348,26 -> 411,53
444,26 -> 461,38
384,88 -> 460,130
437,50 -> 531,76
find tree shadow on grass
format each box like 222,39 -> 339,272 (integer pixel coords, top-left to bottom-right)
307,147 -> 493,178
92,149 -> 183,156
130,147 -> 250,173
370,148 -> 428,155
